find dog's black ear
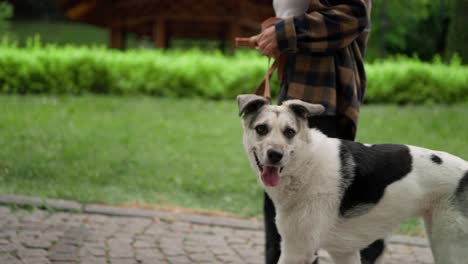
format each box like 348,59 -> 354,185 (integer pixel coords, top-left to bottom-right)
283,100 -> 325,118
237,94 -> 270,117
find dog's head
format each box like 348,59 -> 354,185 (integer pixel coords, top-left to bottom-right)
237,94 -> 325,188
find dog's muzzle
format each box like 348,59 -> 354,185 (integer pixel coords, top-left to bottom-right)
252,150 -> 283,187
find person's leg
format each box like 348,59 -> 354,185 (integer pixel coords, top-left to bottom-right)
264,193 -> 281,263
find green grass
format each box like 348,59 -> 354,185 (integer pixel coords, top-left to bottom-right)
0,95 -> 258,215
0,96 -> 466,234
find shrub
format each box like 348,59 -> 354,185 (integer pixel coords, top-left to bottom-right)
365,56 -> 468,104
0,2 -> 12,34
0,42 -> 467,104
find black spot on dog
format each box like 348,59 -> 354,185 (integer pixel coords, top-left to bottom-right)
455,171 -> 468,217
430,154 -> 443,164
360,239 -> 385,264
339,141 -> 413,217
248,110 -> 262,129
312,256 -> 319,264
456,171 -> 468,196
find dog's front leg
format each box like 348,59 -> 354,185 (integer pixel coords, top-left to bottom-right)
329,251 -> 361,264
276,215 -> 320,264
278,241 -> 318,264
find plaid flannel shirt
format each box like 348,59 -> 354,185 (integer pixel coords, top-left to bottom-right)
275,0 -> 372,139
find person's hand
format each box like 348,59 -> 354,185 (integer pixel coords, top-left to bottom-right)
251,26 -> 280,58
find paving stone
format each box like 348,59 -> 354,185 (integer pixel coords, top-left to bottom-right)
0,243 -> 17,252
17,248 -> 47,258
167,255 -> 192,264
44,199 -> 82,212
0,230 -> 15,239
244,256 -> 263,264
217,254 -> 244,263
79,247 -> 106,257
135,249 -> 165,261
133,240 -> 155,248
0,207 -> 11,218
20,256 -> 51,264
22,238 -> 53,249
108,248 -> 134,258
391,234 -> 429,247
0,195 -> 44,207
0,255 -> 23,264
139,259 -> 168,264
49,251 -> 79,262
189,252 -> 217,262
226,236 -> 247,245
84,204 -> 166,219
80,256 -> 107,264
184,245 -> 206,254
134,234 -> 154,241
210,245 -> 237,256
49,244 -> 77,254
160,247 -> 184,257
0,252 -> 15,260
20,210 -> 48,223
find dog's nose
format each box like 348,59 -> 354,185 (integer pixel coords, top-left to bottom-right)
267,149 -> 283,164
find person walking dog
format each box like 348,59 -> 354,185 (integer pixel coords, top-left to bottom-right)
249,0 -> 377,263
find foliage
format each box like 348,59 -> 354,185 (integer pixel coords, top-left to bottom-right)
0,1 -> 12,34
369,0 -> 429,54
367,0 -> 455,61
0,43 -> 467,104
446,0 -> 468,64
403,0 -> 452,61
365,55 -> 468,104
5,0 -> 62,20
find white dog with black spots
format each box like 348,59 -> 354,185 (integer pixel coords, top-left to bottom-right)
238,94 -> 468,264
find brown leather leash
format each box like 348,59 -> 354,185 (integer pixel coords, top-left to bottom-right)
234,17 -> 284,101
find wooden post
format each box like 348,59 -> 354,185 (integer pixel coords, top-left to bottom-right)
153,18 -> 168,48
110,28 -> 126,50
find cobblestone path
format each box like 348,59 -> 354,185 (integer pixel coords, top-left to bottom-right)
0,196 -> 434,264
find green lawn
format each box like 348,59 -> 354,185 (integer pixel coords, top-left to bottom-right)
0,95 -> 466,234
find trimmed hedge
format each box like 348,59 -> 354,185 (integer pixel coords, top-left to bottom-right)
0,42 -> 467,104
366,56 -> 468,104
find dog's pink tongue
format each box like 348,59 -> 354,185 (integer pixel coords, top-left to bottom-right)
261,166 -> 280,187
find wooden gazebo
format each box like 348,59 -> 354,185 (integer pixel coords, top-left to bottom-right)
57,0 -> 274,51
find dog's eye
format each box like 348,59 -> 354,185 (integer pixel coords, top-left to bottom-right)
284,128 -> 296,139
255,124 -> 269,136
